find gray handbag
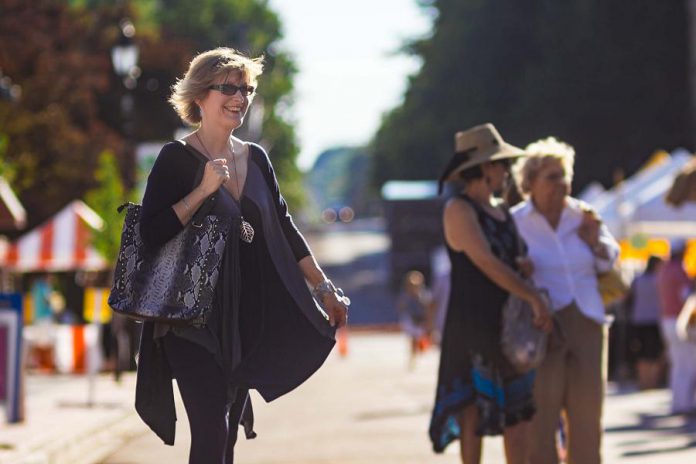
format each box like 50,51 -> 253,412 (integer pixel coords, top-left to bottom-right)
500,287 -> 549,373
108,146 -> 234,326
500,221 -> 549,373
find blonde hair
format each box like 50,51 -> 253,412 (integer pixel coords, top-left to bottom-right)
169,47 -> 264,126
513,137 -> 575,195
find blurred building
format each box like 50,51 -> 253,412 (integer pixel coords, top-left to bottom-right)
381,180 -> 444,290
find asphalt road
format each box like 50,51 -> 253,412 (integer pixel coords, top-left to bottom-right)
102,221 -> 696,463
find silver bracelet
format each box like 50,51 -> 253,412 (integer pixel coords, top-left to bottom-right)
312,279 -> 336,301
312,279 -> 351,307
181,195 -> 192,211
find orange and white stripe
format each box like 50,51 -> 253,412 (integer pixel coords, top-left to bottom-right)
2,200 -> 107,272
53,324 -> 102,374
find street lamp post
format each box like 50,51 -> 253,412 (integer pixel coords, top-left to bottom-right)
111,18 -> 140,185
109,18 -> 140,385
0,70 -> 21,103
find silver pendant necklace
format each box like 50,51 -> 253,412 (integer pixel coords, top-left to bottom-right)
194,132 -> 255,243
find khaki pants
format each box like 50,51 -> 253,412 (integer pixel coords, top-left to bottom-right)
529,303 -> 607,464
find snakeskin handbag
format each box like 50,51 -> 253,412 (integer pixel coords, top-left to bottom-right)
108,143 -> 233,326
108,200 -> 233,326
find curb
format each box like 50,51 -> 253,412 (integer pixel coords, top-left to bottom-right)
3,409 -> 142,464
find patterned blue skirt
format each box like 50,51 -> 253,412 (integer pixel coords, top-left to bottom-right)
429,355 -> 536,453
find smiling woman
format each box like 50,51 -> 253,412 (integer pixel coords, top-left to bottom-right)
134,47 -> 350,464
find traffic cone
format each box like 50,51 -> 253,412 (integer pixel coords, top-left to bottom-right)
337,327 -> 349,357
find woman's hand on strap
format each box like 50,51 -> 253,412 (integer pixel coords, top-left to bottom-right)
530,291 -> 553,333
578,210 -> 601,247
198,159 -> 230,195
516,256 -> 535,278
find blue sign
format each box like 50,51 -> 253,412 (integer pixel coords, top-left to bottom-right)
0,293 -> 23,423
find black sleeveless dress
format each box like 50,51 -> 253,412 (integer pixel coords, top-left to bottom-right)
429,194 -> 535,453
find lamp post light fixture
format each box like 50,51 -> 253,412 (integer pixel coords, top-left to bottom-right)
110,18 -> 140,89
0,70 -> 21,102
110,18 -> 140,188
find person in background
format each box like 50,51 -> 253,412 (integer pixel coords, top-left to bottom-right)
31,274 -> 54,323
511,137 -> 620,464
657,239 -> 696,414
625,255 -> 665,389
429,245 -> 451,345
28,274 -> 58,370
429,123 -> 552,464
396,270 -> 432,369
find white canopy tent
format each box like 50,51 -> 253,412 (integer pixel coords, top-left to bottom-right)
590,149 -> 696,239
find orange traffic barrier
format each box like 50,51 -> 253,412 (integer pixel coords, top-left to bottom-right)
337,327 -> 349,357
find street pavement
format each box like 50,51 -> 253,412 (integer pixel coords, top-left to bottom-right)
3,222 -> 696,463
2,332 -> 696,464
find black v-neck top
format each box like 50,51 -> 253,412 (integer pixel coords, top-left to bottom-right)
134,140 -> 335,446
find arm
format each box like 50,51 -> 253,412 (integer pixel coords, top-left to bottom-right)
298,255 -> 347,328
252,144 -> 311,260
171,159 -> 230,225
140,144 -> 230,249
139,145 -> 188,249
578,208 -> 620,271
444,199 -> 552,330
253,145 -> 346,327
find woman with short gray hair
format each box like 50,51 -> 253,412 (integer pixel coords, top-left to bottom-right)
511,137 -> 620,464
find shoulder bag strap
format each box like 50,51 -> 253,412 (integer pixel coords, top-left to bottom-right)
177,140 -> 218,227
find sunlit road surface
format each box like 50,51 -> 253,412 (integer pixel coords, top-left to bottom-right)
102,332 -> 696,464
102,333 -> 481,464
102,219 -> 696,463
303,219 -> 390,267
304,219 -> 396,326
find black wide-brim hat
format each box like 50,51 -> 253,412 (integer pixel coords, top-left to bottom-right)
438,123 -> 526,193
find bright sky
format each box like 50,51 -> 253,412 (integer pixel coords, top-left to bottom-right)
267,0 -> 433,170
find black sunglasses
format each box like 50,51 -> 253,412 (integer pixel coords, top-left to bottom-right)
209,83 -> 256,97
492,158 -> 512,168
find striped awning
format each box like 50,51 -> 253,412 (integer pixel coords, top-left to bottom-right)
1,200 -> 108,272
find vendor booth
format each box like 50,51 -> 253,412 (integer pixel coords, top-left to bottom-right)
589,149 -> 696,275
2,200 -> 107,273
0,200 -> 110,376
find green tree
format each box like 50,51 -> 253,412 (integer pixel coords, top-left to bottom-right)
0,0 -> 126,226
372,0 -> 690,192
85,150 -> 129,264
0,0 -> 304,230
0,134 -> 15,183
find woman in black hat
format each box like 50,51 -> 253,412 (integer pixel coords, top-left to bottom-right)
429,123 -> 552,464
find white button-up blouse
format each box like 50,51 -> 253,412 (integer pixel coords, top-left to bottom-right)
511,197 -> 620,324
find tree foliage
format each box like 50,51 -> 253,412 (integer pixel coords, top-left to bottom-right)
0,0 -> 303,231
0,0 -> 125,226
372,0 -> 691,192
85,150 -> 128,264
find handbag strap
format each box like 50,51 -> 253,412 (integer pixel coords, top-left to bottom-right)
178,139 -> 218,227
503,205 -> 526,258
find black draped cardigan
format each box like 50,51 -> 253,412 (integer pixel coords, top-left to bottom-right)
135,140 -> 336,445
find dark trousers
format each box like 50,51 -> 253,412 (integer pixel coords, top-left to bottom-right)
163,333 -> 247,464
